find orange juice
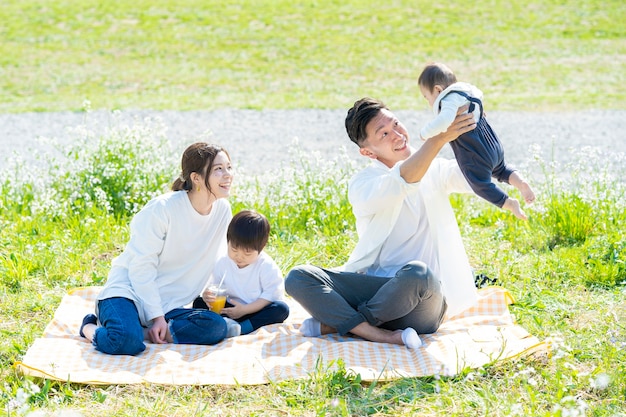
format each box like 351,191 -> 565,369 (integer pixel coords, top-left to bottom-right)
207,286 -> 227,314
209,295 -> 227,314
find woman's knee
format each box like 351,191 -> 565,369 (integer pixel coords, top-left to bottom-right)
94,326 -> 145,356
170,311 -> 227,345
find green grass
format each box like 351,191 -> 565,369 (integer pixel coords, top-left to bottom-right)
1,116 -> 625,416
1,0 -> 625,415
1,0 -> 625,112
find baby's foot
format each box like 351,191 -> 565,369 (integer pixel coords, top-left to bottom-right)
518,182 -> 536,204
503,197 -> 527,220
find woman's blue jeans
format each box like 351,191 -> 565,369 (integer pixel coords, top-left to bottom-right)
94,297 -> 227,356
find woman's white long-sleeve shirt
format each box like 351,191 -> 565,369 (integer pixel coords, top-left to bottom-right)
342,155 -> 478,318
97,191 -> 231,326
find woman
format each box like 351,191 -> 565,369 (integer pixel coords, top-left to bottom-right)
79,142 -> 237,355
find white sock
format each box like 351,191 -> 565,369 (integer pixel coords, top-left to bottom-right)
300,318 -> 322,337
223,317 -> 241,338
401,328 -> 423,349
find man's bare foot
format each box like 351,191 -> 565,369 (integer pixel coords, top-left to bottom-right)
320,323 -> 336,335
503,197 -> 527,220
349,322 -> 407,346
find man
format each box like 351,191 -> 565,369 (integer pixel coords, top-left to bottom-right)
285,97 -> 478,348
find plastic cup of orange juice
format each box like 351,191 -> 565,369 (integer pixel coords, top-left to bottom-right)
207,286 -> 227,314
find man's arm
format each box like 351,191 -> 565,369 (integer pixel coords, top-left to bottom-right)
400,106 -> 475,184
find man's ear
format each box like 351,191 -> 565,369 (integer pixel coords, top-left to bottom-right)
359,147 -> 377,160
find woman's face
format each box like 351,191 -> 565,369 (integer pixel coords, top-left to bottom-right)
206,151 -> 233,199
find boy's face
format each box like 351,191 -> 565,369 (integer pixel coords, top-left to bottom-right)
419,84 -> 442,108
228,243 -> 260,269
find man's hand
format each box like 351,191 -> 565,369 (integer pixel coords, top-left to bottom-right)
400,104 -> 476,184
438,104 -> 476,144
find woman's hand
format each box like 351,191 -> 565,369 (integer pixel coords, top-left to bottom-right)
148,316 -> 169,344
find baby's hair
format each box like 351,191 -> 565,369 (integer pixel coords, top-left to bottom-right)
418,63 -> 457,92
227,210 -> 270,253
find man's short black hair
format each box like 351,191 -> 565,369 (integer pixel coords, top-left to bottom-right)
345,97 -> 389,147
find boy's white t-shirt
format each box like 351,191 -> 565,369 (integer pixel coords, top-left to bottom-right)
209,252 -> 285,304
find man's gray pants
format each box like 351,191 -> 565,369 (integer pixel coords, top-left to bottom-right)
285,261 -> 448,335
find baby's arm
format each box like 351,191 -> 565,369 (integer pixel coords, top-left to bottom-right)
420,94 -> 468,140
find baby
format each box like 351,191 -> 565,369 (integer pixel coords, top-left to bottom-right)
418,62 -> 535,220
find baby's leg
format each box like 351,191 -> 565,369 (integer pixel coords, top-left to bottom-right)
509,171 -> 535,204
502,197 -> 527,220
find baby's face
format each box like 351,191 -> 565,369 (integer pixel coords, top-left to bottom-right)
419,84 -> 440,108
228,243 -> 260,269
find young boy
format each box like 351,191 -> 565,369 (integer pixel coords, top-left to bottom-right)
193,210 -> 289,335
418,62 -> 535,220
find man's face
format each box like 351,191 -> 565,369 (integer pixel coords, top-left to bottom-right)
359,109 -> 411,168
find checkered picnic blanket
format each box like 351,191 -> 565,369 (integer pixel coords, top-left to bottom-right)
16,286 -> 546,385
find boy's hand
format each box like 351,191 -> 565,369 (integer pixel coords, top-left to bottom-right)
221,299 -> 246,320
201,288 -> 216,305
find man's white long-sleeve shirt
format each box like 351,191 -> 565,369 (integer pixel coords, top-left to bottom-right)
342,155 -> 478,318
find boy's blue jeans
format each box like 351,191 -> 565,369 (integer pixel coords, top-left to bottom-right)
192,297 -> 290,334
93,297 -> 227,356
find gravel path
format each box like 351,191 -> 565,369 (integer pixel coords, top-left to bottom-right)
1,109 -> 625,175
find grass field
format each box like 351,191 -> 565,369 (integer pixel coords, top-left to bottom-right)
1,0 -> 625,113
1,1 -> 625,416
1,117 -> 625,416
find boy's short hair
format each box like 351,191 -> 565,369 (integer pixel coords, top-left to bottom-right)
227,210 -> 270,252
345,97 -> 388,147
418,62 -> 457,92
